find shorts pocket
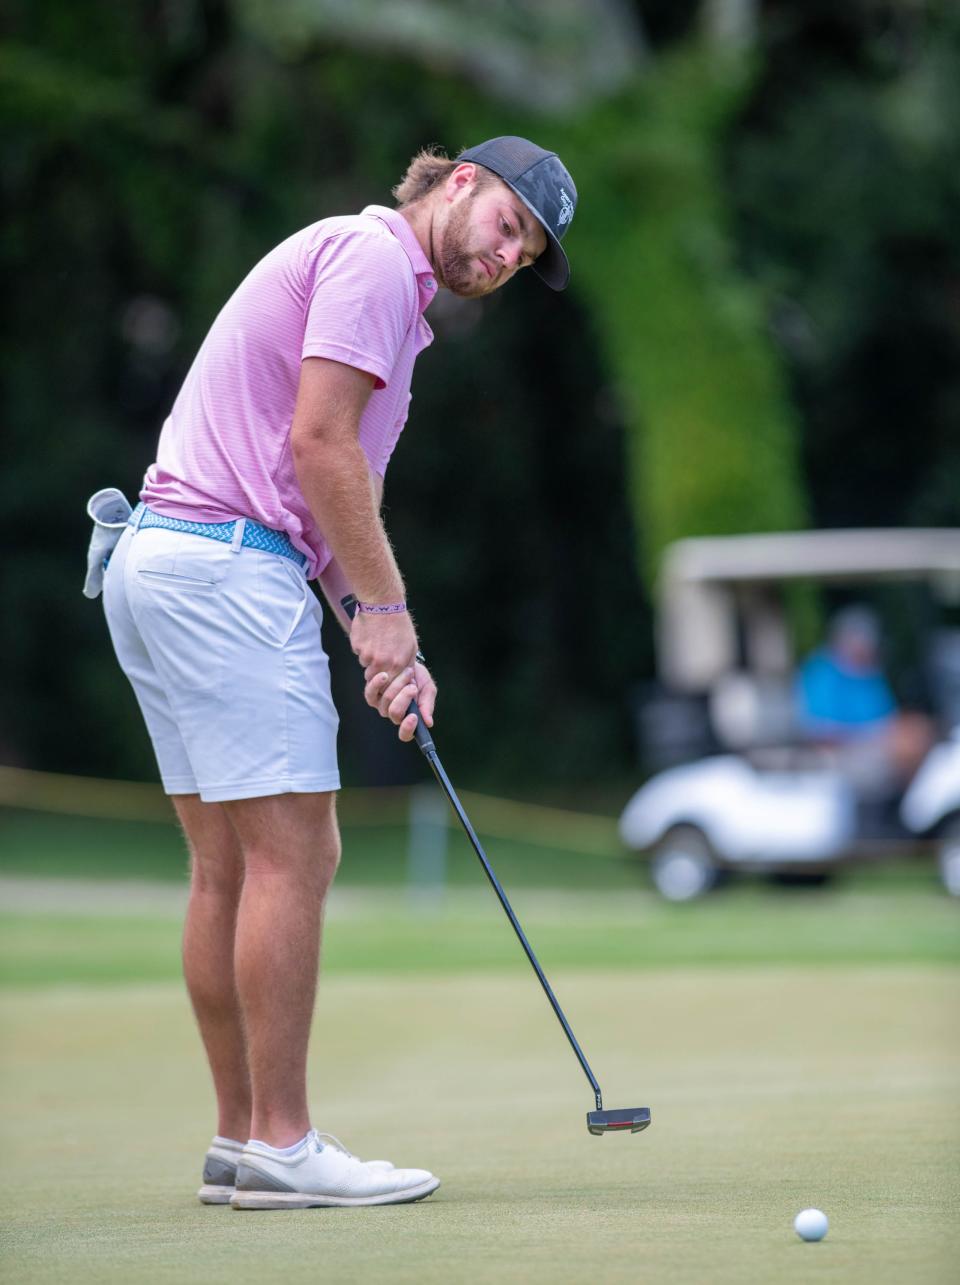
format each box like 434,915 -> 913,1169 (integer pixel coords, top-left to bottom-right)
249,556 -> 311,647
132,532 -> 233,587
137,569 -> 218,590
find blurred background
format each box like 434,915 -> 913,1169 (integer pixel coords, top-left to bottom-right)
2,0 -> 960,901
4,12 -> 960,1278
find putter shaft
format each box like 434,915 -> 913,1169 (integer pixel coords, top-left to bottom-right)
341,595 -> 604,1110
417,733 -> 604,1110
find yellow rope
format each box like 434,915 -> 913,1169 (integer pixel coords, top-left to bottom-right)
0,766 -> 622,856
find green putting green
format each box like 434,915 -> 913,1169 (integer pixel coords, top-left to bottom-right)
2,955 -> 958,1282
2,813 -> 957,1284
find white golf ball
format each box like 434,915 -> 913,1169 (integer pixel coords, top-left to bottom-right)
794,1208 -> 829,1241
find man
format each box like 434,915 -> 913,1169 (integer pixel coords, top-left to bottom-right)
796,605 -> 934,796
86,137 -> 577,1210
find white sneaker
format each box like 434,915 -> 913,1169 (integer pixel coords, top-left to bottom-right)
196,1132 -> 393,1205
198,1136 -> 244,1205
230,1130 -> 440,1210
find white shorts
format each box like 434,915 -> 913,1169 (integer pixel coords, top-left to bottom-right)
103,524 -> 340,802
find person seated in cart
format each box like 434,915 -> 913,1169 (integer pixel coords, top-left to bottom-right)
796,605 -> 934,795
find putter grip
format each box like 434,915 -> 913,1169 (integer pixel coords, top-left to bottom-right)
407,698 -> 435,754
341,594 -> 435,755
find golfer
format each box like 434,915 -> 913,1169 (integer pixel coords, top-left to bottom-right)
86,137 -> 577,1209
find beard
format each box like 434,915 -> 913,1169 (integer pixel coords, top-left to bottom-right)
437,197 -> 492,298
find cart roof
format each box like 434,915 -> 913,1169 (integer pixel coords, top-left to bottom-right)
657,529 -> 960,691
662,529 -> 960,585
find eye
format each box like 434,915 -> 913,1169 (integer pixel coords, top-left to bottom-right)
500,217 -> 511,236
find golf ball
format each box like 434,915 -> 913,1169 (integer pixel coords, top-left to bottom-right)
794,1208 -> 828,1241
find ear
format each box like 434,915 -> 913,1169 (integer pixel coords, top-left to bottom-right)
443,163 -> 477,203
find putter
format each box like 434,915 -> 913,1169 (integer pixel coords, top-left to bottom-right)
343,596 -> 651,1137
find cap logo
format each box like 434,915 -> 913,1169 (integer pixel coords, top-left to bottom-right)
557,188 -> 574,227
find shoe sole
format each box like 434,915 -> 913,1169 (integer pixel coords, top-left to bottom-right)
198,1184 -> 234,1205
230,1177 -> 440,1210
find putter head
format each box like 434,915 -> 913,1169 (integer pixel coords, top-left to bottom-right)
587,1107 -> 651,1136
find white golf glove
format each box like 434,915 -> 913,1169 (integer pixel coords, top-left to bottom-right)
83,487 -> 133,599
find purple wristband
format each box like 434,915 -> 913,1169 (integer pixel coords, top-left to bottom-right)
356,600 -> 407,616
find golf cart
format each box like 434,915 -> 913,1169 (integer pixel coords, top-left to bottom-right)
619,529 -> 960,899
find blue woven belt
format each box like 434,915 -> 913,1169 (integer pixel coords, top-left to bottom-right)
129,503 -> 308,569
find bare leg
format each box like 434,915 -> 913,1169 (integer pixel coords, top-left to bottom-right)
223,791 -> 341,1148
174,794 -> 251,1142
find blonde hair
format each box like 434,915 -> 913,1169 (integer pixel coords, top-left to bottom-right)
392,145 -> 496,207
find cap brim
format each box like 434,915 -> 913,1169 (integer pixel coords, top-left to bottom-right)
507,184 -> 570,291
533,229 -> 570,291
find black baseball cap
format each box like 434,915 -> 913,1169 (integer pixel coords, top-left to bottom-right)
456,136 -> 577,291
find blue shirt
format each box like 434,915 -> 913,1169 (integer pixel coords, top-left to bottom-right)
796,649 -> 897,739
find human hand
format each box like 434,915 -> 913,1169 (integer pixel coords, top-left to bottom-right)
411,661 -> 436,731
351,608 -> 417,677
363,658 -> 436,743
353,609 -> 418,730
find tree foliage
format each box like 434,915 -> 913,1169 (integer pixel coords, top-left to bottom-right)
727,0 -> 960,532
2,0 -> 958,790
553,45 -> 809,585
0,1 -> 649,788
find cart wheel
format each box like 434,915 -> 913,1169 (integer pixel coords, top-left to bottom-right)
651,826 -> 718,901
938,818 -> 960,897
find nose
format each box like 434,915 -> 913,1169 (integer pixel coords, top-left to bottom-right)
497,240 -> 522,272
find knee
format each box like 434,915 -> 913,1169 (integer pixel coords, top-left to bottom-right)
242,832 -> 341,895
189,845 -> 245,897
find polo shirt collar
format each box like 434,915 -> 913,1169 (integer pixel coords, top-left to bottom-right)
362,205 -> 438,313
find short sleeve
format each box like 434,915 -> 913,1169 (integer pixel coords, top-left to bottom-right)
302,229 -> 416,390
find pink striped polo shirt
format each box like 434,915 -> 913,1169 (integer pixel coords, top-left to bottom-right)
140,205 -> 437,578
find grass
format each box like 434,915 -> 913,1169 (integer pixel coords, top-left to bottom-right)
1,802 -> 956,987
0,807 -> 639,889
0,806 -> 945,899
1,808 -> 958,1282
0,806 -> 945,892
1,882 -> 959,988
1,969 -> 958,1284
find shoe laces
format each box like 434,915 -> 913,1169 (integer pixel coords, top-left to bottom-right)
313,1131 -> 355,1158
